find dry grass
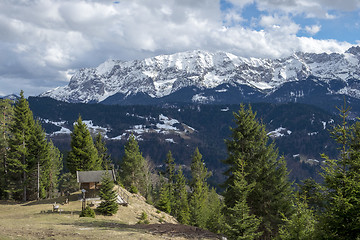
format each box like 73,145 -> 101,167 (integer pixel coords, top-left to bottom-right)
0,187 -> 220,240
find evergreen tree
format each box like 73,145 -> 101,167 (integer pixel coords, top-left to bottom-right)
278,195 -> 316,240
67,115 -> 100,174
189,148 -> 210,228
42,140 -> 62,199
28,120 -> 50,200
224,158 -> 262,240
97,171 -> 118,215
156,182 -> 171,213
165,151 -> 175,213
173,166 -> 190,224
0,99 -> 13,199
120,135 -> 148,195
7,91 -> 34,201
318,104 -> 360,239
206,188 -> 225,234
94,132 -> 111,169
224,104 -> 293,239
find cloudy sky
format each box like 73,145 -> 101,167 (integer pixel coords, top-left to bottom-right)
1,0 -> 359,97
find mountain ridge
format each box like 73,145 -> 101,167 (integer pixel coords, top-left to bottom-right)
40,47 -> 360,105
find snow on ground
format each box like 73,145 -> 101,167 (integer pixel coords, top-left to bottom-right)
165,138 -> 176,143
267,127 -> 292,138
51,127 -> 72,136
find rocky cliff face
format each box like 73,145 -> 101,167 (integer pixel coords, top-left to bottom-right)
41,47 -> 360,105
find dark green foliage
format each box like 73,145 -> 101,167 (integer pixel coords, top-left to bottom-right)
7,91 -> 35,201
80,206 -> 95,218
67,115 -> 100,174
94,133 -> 112,170
120,135 -> 148,196
156,183 -> 171,213
58,172 -> 79,195
224,158 -> 262,240
223,104 -> 293,239
206,188 -> 225,234
0,99 -> 13,199
278,195 -> 316,240
189,148 -> 210,228
317,104 -> 360,239
97,171 -> 118,215
129,185 -> 139,194
165,151 -> 175,213
173,166 -> 190,224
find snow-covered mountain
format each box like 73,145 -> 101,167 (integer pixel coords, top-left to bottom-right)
41,46 -> 360,105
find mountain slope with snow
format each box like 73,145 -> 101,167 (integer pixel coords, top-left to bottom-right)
41,47 -> 360,104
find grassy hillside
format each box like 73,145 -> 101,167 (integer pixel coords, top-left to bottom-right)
0,187 -> 219,240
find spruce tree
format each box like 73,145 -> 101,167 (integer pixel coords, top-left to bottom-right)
67,115 -> 100,174
120,135 -> 148,195
165,151 -> 175,213
189,148 -> 210,228
173,166 -> 190,224
28,120 -> 50,200
206,188 -> 225,234
0,99 -> 13,199
223,104 -> 293,239
318,104 -> 360,239
224,159 -> 262,240
97,171 -> 118,215
157,182 -> 171,213
94,132 -> 111,169
8,91 -> 34,201
42,140 -> 62,198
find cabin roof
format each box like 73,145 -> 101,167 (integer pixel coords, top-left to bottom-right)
76,170 -> 116,183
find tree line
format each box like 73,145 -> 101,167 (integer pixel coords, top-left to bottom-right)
2,92 -> 360,239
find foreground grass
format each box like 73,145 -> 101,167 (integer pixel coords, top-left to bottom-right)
0,193 -> 219,240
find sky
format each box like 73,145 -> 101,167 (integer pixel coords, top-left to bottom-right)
0,0 -> 360,97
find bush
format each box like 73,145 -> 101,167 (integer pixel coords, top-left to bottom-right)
129,185 -> 138,194
80,206 -> 95,218
137,211 -> 150,224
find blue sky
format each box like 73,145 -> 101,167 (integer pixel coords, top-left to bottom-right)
0,0 -> 359,96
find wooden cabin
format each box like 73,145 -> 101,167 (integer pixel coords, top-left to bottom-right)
76,170 -> 116,199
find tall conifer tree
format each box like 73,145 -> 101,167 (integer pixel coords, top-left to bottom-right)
67,116 -> 100,174
189,148 -> 210,228
8,91 -> 34,201
0,99 -> 13,199
318,104 -> 360,239
94,132 -> 111,169
224,104 -> 292,239
120,135 -> 148,195
173,166 -> 190,224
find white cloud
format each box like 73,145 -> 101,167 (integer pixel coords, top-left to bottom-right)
0,0 -> 358,96
305,24 -> 321,35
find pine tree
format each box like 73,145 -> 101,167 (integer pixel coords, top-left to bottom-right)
173,166 -> 190,224
67,115 -> 100,174
223,104 -> 293,239
8,91 -> 34,201
120,135 -> 148,195
224,158 -> 262,240
97,171 -> 118,215
189,148 -> 210,228
0,99 -> 13,199
318,104 -> 360,239
94,132 -> 111,169
165,151 -> 175,213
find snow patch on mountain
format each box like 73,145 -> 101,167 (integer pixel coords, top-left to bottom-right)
268,127 -> 292,138
40,47 -> 360,104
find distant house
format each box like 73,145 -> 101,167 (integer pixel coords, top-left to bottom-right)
76,170 -> 116,199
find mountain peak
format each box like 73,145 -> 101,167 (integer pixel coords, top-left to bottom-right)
40,49 -> 360,104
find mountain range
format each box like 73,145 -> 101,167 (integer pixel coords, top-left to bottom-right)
40,46 -> 360,114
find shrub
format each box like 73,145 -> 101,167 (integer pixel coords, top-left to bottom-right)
80,206 -> 95,218
129,185 -> 138,194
